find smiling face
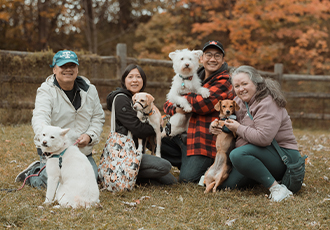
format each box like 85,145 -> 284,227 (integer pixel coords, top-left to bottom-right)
53,62 -> 78,90
232,73 -> 257,103
125,68 -> 143,95
200,47 -> 225,78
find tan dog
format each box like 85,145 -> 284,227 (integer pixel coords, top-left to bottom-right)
132,92 -> 163,157
204,99 -> 240,193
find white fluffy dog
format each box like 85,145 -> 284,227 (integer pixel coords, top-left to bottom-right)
40,125 -> 99,208
163,48 -> 210,137
132,92 -> 163,157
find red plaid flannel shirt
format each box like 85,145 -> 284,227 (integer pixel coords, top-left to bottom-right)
163,67 -> 234,158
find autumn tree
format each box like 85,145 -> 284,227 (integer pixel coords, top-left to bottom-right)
191,0 -> 330,74
135,0 -> 330,74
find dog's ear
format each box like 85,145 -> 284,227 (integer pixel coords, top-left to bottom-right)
214,100 -> 222,111
132,94 -> 137,103
234,101 -> 240,111
146,93 -> 155,103
60,128 -> 70,136
169,51 -> 176,61
193,50 -> 203,58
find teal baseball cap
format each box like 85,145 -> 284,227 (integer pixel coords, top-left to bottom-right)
50,50 -> 79,67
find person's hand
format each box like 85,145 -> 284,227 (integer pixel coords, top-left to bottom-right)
175,107 -> 186,114
209,119 -> 223,135
76,134 -> 91,148
224,119 -> 240,133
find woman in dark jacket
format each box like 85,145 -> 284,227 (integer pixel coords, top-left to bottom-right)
106,64 -> 177,185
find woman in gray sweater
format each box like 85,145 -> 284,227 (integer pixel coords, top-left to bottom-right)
210,65 -> 302,202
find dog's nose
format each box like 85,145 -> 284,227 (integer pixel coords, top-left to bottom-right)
42,141 -> 48,147
185,63 -> 190,68
226,110 -> 231,114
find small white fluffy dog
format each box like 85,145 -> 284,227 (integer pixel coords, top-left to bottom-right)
40,125 -> 99,208
163,48 -> 210,137
132,92 -> 163,157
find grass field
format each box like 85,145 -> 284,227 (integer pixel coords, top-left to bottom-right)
0,124 -> 329,229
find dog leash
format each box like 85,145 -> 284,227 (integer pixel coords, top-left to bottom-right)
17,139 -> 80,191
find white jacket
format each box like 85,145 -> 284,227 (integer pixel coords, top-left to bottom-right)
32,74 -> 105,155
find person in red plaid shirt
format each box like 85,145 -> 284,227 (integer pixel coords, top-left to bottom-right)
161,41 -> 234,183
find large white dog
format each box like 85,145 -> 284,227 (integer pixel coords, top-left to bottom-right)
163,48 -> 210,137
40,125 -> 99,208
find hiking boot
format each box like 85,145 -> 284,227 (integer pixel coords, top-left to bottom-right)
15,161 -> 40,182
269,184 -> 293,202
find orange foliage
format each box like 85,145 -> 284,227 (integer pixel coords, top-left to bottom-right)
135,0 -> 330,74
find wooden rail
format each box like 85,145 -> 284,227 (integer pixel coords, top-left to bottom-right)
1,44 -> 330,120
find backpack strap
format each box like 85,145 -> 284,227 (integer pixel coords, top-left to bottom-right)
111,93 -> 133,138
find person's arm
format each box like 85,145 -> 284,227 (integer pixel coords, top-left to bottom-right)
234,98 -> 282,146
185,76 -> 233,115
115,94 -> 155,139
163,100 -> 177,116
83,85 -> 105,146
31,84 -> 53,145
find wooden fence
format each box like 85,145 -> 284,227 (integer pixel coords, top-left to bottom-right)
1,43 -> 330,121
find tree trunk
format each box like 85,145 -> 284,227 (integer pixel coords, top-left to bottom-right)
37,0 -> 48,50
83,0 -> 97,54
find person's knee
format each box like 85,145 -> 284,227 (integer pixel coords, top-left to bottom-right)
156,160 -> 172,175
179,170 -> 201,183
229,148 -> 245,166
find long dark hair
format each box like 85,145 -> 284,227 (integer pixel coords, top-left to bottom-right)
121,64 -> 147,92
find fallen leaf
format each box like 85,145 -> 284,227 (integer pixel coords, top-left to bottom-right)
225,219 -> 236,226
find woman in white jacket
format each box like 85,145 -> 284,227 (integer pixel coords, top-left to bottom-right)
15,50 -> 105,188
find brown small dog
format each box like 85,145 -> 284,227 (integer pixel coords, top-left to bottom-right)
204,99 -> 240,193
132,92 -> 163,157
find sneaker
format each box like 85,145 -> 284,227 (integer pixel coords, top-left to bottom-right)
14,161 -> 40,182
198,175 -> 205,187
269,184 -> 293,202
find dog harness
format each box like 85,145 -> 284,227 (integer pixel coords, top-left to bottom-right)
179,75 -> 193,89
220,115 -> 237,134
51,148 -> 67,169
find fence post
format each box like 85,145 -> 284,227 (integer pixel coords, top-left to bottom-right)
274,63 -> 283,86
116,43 -> 127,79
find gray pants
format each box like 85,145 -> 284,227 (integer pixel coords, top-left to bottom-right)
27,148 -> 98,189
137,154 -> 177,185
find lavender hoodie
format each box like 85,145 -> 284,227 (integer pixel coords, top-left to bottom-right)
235,95 -> 298,150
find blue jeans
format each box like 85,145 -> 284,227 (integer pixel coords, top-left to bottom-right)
27,148 -> 98,189
161,136 -> 213,183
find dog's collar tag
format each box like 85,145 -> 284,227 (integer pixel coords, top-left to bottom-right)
142,116 -> 149,123
181,82 -> 185,89
51,148 -> 67,169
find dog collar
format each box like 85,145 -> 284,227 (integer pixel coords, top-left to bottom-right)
51,148 -> 67,169
179,75 -> 193,81
179,75 -> 193,89
143,109 -> 154,116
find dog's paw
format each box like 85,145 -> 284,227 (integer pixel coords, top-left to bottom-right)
183,104 -> 192,112
43,201 -> 52,207
199,88 -> 210,98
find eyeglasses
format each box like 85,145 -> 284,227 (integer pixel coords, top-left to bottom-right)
204,52 -> 223,60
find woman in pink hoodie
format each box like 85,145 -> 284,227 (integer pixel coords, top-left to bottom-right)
210,65 -> 303,202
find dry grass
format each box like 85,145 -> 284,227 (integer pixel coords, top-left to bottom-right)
0,124 -> 329,229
